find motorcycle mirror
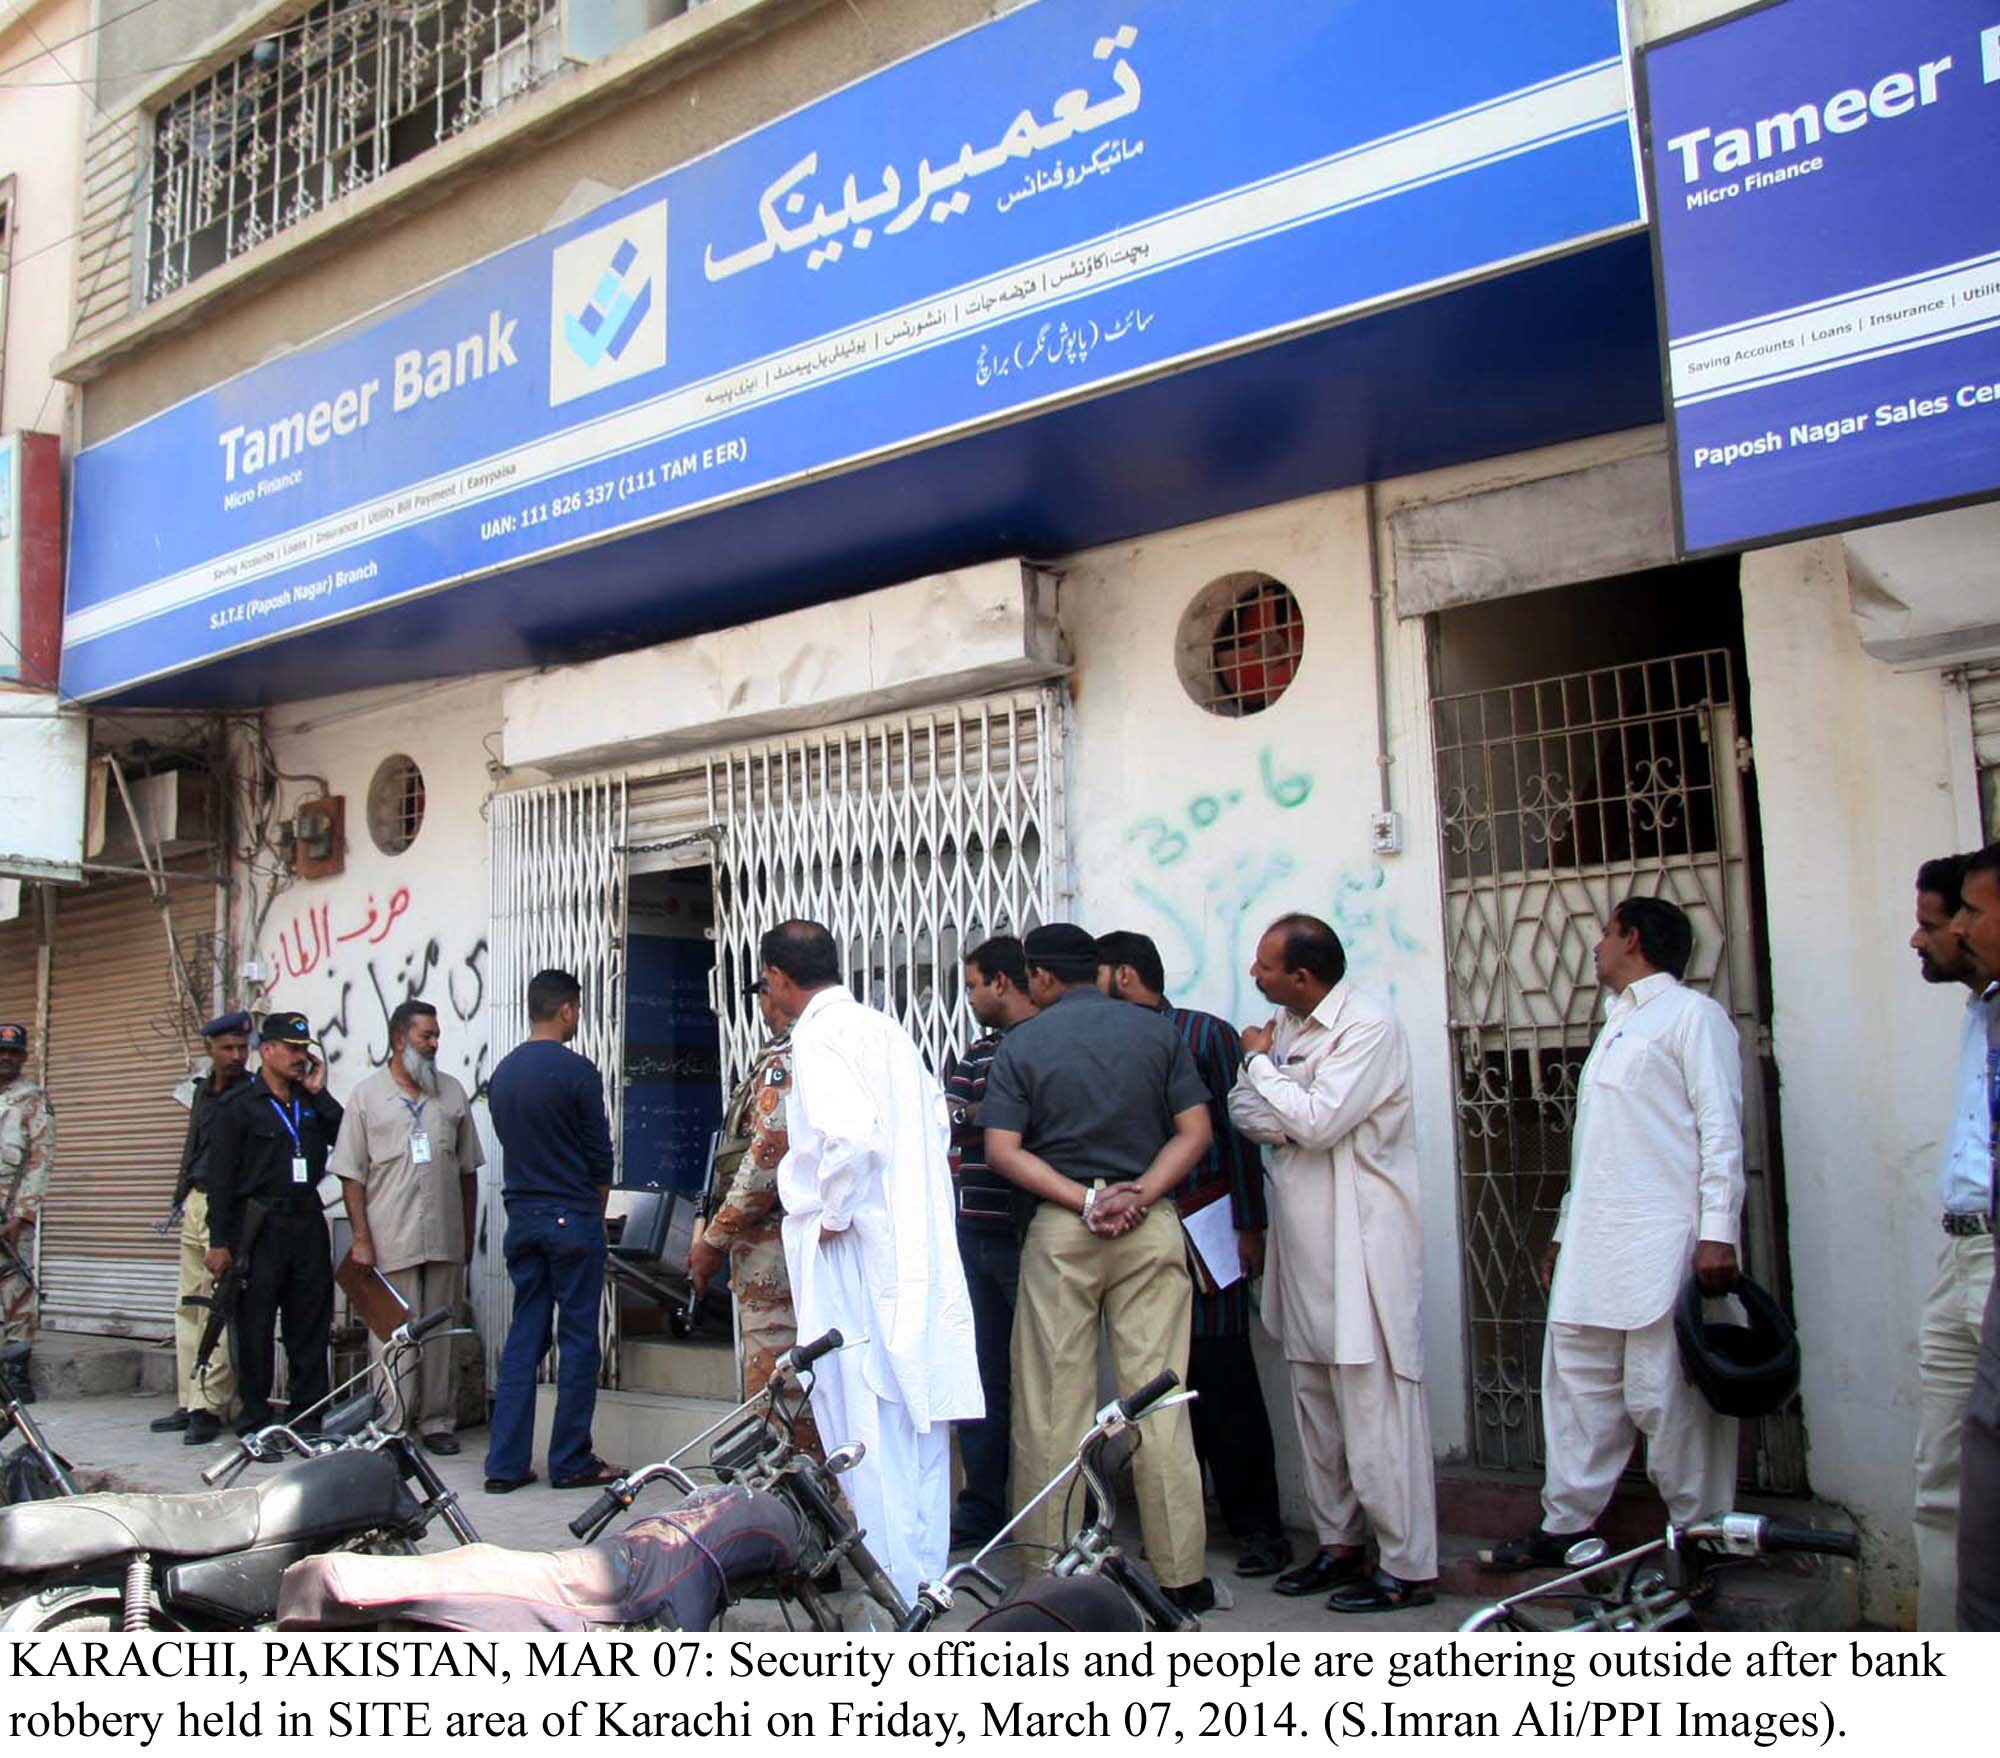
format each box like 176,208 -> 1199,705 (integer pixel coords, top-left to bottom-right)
824,1442 -> 866,1475
1563,1537 -> 1611,1568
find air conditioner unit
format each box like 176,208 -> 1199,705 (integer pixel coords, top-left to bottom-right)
84,764 -> 218,865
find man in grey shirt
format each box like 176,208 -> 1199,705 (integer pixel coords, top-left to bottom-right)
982,923 -> 1226,1617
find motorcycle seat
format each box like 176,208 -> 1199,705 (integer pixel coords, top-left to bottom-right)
279,1485 -> 802,1630
0,1448 -> 420,1573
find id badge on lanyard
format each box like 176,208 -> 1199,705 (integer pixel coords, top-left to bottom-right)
270,1096 -> 310,1185
403,1095 -> 432,1166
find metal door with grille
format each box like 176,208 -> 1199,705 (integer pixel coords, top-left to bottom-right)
482,777 -> 628,1386
1432,649 -> 1804,1490
707,689 -> 1070,1089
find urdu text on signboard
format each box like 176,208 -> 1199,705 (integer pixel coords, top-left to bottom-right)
1641,0 -> 2000,556
63,0 -> 1641,700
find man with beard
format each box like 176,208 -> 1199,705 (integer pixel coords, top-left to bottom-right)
155,1010 -> 255,1446
1907,853 -> 1995,1627
332,999 -> 485,1451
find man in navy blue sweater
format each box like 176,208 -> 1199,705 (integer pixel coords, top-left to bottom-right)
483,968 -> 619,1493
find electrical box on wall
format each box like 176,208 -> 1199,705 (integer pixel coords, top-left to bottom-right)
1369,811 -> 1403,857
286,796 -> 346,879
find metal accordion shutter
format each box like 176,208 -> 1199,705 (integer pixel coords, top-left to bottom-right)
39,868 -> 215,1336
1970,667 -> 2000,841
706,685 -> 1071,1088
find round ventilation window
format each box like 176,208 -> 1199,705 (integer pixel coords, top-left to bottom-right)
1176,573 -> 1305,716
366,754 -> 427,855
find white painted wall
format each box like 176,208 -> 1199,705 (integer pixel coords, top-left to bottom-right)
1056,489 -> 1468,1519
240,675 -> 509,1124
1739,537 -> 1972,1624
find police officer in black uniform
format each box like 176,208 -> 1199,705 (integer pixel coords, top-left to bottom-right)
204,1009 -> 343,1436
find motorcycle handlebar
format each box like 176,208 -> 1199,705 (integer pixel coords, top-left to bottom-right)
786,1329 -> 842,1370
402,1307 -> 454,1343
1760,1521 -> 1859,1560
1115,1371 -> 1179,1423
570,1488 -> 627,1541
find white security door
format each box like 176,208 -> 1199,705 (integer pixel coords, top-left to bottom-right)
481,776 -> 628,1386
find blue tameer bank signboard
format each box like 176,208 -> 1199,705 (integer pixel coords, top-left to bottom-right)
64,0 -> 1642,701
1641,0 -> 2000,556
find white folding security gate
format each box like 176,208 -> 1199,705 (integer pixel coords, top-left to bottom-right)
478,777 -> 628,1387
481,687 -> 1070,1388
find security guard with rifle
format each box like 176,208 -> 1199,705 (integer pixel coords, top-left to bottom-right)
205,1009 -> 343,1437
0,1022 -> 54,1405
153,1010 -> 255,1446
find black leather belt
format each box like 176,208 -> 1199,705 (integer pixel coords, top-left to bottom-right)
956,1187 -> 1015,1222
1943,1212 -> 1994,1237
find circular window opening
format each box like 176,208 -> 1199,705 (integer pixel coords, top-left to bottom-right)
367,754 -> 427,855
1176,572 -> 1305,716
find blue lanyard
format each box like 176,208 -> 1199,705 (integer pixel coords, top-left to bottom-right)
398,1095 -> 425,1128
267,1096 -> 304,1151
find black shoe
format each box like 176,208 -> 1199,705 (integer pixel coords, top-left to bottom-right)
183,1410 -> 223,1446
1480,1526 -> 1588,1571
422,1432 -> 461,1456
551,1458 -> 623,1489
1161,1577 -> 1233,1617
1234,1533 -> 1295,1578
950,1514 -> 1004,1550
1327,1568 -> 1436,1614
483,1470 -> 539,1494
1272,1548 -> 1368,1596
150,1407 -> 191,1434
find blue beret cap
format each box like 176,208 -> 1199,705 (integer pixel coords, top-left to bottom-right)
201,1010 -> 254,1038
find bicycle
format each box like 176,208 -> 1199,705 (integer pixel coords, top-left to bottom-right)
899,1369 -> 1201,1632
1459,1511 -> 1860,1632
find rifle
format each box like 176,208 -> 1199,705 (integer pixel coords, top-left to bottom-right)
184,1197 -> 267,1384
0,1151 -> 33,1297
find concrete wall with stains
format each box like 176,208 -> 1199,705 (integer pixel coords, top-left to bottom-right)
1058,488 -> 1469,1493
245,677 -> 510,1145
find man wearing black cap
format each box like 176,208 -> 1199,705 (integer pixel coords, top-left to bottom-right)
982,923 -> 1226,1616
1,1022 -> 54,1404
153,1011 -> 254,1445
204,1009 -> 343,1436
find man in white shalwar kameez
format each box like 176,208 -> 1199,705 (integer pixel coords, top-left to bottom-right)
761,921 -> 983,1602
1486,896 -> 1745,1571
1228,914 -> 1438,1613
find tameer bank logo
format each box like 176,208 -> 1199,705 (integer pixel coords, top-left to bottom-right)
548,201 -> 668,406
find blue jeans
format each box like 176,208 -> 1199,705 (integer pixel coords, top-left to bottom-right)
954,1224 -> 1021,1537
485,1203 -> 606,1483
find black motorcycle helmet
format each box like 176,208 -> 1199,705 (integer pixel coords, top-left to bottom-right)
1674,1270 -> 1800,1418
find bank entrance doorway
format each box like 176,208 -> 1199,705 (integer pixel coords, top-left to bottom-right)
1429,562 -> 1805,1494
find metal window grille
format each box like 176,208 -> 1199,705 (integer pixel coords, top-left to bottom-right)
367,752 -> 427,853
1966,666 -> 2000,841
144,0 -> 567,303
1433,649 -> 1803,1489
1177,574 -> 1305,717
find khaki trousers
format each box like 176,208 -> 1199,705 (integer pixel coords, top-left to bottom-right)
174,1193 -> 235,1417
1540,1311 -> 1737,1533
1287,1320 -> 1438,1581
1915,1230 -> 1995,1628
1010,1201 -> 1206,1590
370,1260 -> 464,1435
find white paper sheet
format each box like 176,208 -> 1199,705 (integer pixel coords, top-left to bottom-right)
1181,1197 -> 1244,1290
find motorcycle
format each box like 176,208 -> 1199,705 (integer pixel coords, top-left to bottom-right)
0,1307 -> 478,1631
900,1369 -> 1200,1632
1,1342 -> 77,1506
277,1329 -> 907,1631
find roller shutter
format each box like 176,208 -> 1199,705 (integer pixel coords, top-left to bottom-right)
39,867 -> 217,1337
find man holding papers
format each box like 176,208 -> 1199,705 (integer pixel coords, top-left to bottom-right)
1228,913 -> 1436,1614
1096,931 -> 1290,1579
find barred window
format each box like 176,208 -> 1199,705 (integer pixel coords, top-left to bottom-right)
145,1 -> 567,303
367,753 -> 427,854
1175,572 -> 1306,717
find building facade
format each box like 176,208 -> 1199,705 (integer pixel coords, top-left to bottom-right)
19,0 -> 2000,1619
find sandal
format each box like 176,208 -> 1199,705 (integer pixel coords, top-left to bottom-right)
1479,1526 -> 1590,1571
1327,1568 -> 1437,1613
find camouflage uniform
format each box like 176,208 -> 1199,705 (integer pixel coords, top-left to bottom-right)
700,1036 -> 820,1458
1,1075 -> 54,1347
